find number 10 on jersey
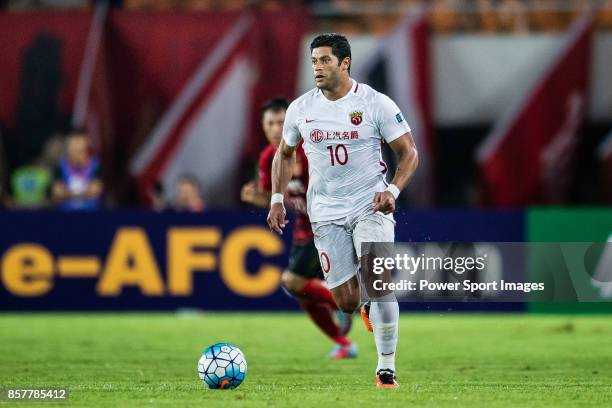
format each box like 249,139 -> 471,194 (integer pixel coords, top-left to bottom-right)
326,144 -> 348,166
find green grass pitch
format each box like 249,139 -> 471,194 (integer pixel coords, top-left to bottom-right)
1,312 -> 611,407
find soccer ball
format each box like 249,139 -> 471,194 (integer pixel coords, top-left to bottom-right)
197,342 -> 247,389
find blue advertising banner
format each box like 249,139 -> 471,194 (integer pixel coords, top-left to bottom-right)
0,209 -> 523,311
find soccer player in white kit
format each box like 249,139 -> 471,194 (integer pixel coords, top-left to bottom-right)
267,34 -> 418,388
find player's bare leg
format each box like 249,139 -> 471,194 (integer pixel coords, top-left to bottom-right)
281,271 -> 356,359
325,275 -> 359,359
329,274 -> 361,314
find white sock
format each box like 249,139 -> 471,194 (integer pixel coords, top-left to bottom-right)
369,297 -> 399,373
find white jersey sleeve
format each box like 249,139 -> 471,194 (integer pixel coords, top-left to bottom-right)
374,93 -> 411,144
282,101 -> 302,147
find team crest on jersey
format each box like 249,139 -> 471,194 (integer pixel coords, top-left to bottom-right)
349,111 -> 363,126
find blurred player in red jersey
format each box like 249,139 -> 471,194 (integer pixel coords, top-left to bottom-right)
241,98 -> 356,359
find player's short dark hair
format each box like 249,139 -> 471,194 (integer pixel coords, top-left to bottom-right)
310,33 -> 351,72
261,98 -> 289,117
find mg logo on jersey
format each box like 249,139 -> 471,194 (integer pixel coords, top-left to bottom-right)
309,129 -> 359,142
350,111 -> 363,126
310,129 -> 324,143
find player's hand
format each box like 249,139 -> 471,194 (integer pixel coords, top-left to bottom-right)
240,181 -> 257,203
267,203 -> 289,235
372,191 -> 396,215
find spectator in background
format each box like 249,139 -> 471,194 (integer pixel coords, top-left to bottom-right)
477,0 -> 498,32
52,129 -> 103,210
597,0 -> 612,29
530,0 -> 564,32
8,134 -> 63,209
150,180 -> 168,211
498,0 -> 529,33
172,174 -> 205,212
430,0 -> 463,33
10,156 -> 52,209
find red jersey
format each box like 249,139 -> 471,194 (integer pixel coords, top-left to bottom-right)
259,142 -> 314,244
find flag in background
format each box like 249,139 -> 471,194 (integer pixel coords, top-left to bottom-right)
353,8 -> 434,206
0,10 -> 306,207
476,13 -> 594,206
73,2 -> 109,156
129,14 -> 255,207
127,11 -> 306,207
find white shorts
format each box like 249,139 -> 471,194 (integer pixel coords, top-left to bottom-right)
312,210 -> 395,289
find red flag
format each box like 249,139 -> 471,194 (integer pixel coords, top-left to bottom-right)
127,11 -> 306,207
476,13 -> 594,206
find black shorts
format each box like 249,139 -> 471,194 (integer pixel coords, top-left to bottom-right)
287,239 -> 324,280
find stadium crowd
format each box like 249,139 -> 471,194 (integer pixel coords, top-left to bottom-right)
1,0 -> 612,32
0,129 -> 205,211
0,0 -> 610,210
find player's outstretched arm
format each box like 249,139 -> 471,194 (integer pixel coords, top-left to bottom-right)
267,139 -> 296,234
373,132 -> 419,214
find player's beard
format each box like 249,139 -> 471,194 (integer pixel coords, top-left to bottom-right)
316,70 -> 341,92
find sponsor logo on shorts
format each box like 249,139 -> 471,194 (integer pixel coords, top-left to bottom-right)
320,252 -> 331,274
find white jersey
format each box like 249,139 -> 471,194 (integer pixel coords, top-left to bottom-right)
283,79 -> 411,223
